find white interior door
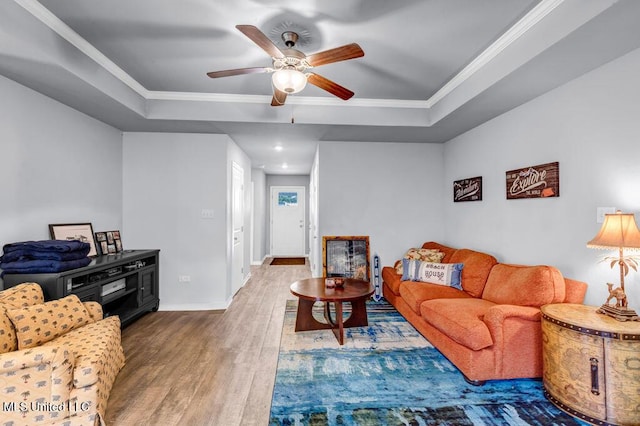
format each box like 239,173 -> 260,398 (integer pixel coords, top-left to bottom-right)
232,162 -> 244,295
271,186 -> 305,256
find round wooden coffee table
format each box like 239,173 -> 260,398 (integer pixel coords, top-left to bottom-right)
289,278 -> 374,345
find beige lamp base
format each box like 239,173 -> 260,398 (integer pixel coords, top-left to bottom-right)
596,304 -> 639,321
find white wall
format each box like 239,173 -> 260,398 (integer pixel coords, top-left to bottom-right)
317,141 -> 446,275
122,132 -> 241,310
444,46 -> 640,310
0,75 -> 122,287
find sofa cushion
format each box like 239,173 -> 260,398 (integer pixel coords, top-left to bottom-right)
399,281 -> 471,314
0,283 -> 46,354
395,248 -> 445,274
449,249 -> 498,298
421,242 -> 457,262
7,294 -> 93,349
401,259 -> 464,290
420,298 -> 496,351
482,264 -> 566,307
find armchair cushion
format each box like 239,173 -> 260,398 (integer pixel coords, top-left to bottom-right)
83,301 -> 104,322
7,294 -> 92,349
0,305 -> 17,354
0,282 -> 44,307
0,283 -> 45,354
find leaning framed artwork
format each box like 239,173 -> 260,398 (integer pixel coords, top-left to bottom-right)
49,222 -> 98,256
322,236 -> 371,281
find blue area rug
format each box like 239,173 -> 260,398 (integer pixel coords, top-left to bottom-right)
269,300 -> 586,426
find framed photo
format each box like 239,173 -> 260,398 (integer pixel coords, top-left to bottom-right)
322,236 -> 371,281
49,223 -> 98,257
95,230 -> 123,255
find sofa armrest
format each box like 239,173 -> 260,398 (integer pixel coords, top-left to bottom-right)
83,301 -> 104,322
483,304 -> 545,377
564,278 -> 588,303
484,304 -> 541,324
382,266 -> 403,295
0,345 -> 75,423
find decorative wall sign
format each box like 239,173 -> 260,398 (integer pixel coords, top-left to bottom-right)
453,176 -> 483,202
322,236 -> 371,281
506,161 -> 559,199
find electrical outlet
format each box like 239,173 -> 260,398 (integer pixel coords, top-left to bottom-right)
596,207 -> 616,223
178,275 -> 191,283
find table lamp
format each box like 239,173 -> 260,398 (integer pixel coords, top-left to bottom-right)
587,210 -> 640,321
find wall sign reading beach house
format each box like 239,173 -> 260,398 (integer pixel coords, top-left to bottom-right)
506,161 -> 559,199
453,176 -> 482,202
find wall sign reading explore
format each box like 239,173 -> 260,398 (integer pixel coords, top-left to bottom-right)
506,161 -> 559,200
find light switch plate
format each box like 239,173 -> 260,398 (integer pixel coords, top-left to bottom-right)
201,209 -> 215,219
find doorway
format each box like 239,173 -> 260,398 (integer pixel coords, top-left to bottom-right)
270,186 -> 306,256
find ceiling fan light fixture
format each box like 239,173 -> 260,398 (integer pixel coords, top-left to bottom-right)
272,68 -> 307,94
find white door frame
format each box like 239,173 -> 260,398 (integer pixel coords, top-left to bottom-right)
231,162 -> 244,295
270,185 -> 306,256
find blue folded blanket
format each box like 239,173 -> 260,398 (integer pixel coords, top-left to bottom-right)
0,257 -> 92,276
1,240 -> 91,263
3,240 -> 90,254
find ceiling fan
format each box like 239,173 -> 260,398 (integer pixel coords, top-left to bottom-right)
207,25 -> 365,106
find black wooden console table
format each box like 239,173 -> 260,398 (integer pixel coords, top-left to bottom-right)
2,249 -> 159,326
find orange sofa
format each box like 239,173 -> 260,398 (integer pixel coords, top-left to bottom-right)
382,241 -> 587,384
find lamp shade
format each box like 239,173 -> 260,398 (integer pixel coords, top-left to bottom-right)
587,211 -> 640,250
272,68 -> 307,94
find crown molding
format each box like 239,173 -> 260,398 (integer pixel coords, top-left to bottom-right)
425,0 -> 564,108
13,0 -> 150,97
15,0 -> 562,113
147,91 -> 429,109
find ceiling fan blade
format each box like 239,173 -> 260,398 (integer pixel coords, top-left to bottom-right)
271,88 -> 287,106
207,67 -> 269,78
236,25 -> 285,59
307,73 -> 354,100
305,43 -> 364,67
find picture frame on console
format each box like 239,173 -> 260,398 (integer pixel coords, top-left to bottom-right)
322,236 -> 371,281
95,230 -> 123,255
49,222 -> 98,257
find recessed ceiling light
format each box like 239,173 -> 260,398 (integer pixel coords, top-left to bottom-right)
282,163 -> 288,169
274,145 -> 283,152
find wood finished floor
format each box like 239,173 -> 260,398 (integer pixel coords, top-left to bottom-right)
104,260 -> 312,426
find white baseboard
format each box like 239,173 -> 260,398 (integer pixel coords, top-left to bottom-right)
158,301 -> 229,311
251,255 -> 268,266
